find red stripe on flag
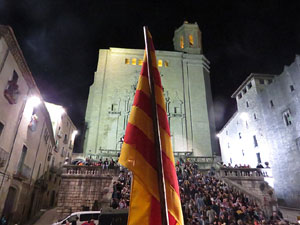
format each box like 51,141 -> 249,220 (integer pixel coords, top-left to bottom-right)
149,196 -> 178,225
124,123 -> 156,168
141,62 -> 163,89
162,152 -> 180,195
133,90 -> 170,136
124,123 -> 178,194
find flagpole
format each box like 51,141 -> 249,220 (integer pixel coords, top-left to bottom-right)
143,26 -> 169,225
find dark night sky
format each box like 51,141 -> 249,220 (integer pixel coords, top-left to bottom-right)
1,0 -> 300,136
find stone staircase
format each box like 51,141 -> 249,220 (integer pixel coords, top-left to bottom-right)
215,168 -> 277,218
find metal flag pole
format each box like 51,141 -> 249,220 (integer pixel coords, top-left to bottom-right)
143,26 -> 169,225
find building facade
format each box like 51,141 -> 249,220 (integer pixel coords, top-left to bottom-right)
218,56 -> 300,208
84,22 -> 217,158
0,25 -> 77,224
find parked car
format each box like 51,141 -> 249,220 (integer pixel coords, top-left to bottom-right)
52,211 -> 100,225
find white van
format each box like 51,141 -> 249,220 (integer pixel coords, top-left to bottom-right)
52,211 -> 100,225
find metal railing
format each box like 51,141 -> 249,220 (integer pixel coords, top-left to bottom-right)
14,164 -> 31,179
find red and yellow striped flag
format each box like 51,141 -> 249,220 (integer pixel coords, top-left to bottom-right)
119,29 -> 184,225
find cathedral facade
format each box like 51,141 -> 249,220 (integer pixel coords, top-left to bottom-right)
84,22 -> 217,158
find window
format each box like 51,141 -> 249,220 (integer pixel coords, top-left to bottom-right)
247,82 -> 252,89
242,150 -> 245,156
246,101 -> 249,107
242,88 -> 247,94
80,213 -> 100,221
180,36 -> 184,49
290,85 -> 295,92
254,113 -> 257,120
0,122 -> 4,137
28,108 -> 38,131
63,134 -> 68,144
17,145 -> 27,174
283,110 -> 292,126
253,135 -> 258,147
164,61 -> 169,67
270,100 -> 274,108
226,130 -> 228,135
296,137 -> 300,151
44,128 -> 49,143
259,79 -> 264,84
158,59 -> 163,67
125,58 -> 129,64
61,147 -> 64,157
189,34 -> 194,46
131,58 -> 136,65
4,71 -> 19,104
111,104 -> 117,112
239,132 -> 242,139
227,143 -> 230,148
57,127 -> 62,137
256,152 -> 261,164
267,79 -> 272,84
138,59 -> 143,66
238,93 -> 242,99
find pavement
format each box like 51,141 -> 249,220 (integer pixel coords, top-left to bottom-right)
32,208 -> 59,225
279,206 -> 300,224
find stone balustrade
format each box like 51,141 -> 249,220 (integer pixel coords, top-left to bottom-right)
217,168 -> 272,180
62,165 -> 120,177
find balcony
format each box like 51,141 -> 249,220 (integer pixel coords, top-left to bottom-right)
62,165 -> 119,177
13,164 -> 31,180
0,147 -> 9,168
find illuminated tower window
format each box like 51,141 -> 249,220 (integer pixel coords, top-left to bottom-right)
138,59 -> 143,66
158,59 -> 163,67
132,58 -> 137,65
189,34 -> 194,46
125,58 -> 129,64
180,36 -> 184,49
164,61 -> 169,67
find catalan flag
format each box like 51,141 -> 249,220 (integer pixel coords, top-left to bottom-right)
119,28 -> 184,225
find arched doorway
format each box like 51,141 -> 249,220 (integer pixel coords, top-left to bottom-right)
2,187 -> 17,223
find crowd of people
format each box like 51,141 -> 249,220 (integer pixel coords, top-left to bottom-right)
177,160 -> 285,225
111,170 -> 131,210
110,158 -> 289,225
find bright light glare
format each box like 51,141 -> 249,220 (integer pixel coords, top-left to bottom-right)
240,112 -> 249,121
27,96 -> 41,108
72,130 -> 79,140
216,133 -> 220,138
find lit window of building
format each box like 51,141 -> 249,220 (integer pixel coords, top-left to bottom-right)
138,59 -> 143,66
125,58 -> 129,64
189,34 -> 194,46
180,36 -> 184,49
158,59 -> 163,67
132,58 -> 136,65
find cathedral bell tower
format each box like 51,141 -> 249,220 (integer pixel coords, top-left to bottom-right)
173,21 -> 202,54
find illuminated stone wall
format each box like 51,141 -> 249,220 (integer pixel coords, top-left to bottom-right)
84,22 -> 217,157
219,56 -> 300,208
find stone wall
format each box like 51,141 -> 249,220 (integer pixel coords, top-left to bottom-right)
56,166 -> 119,219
